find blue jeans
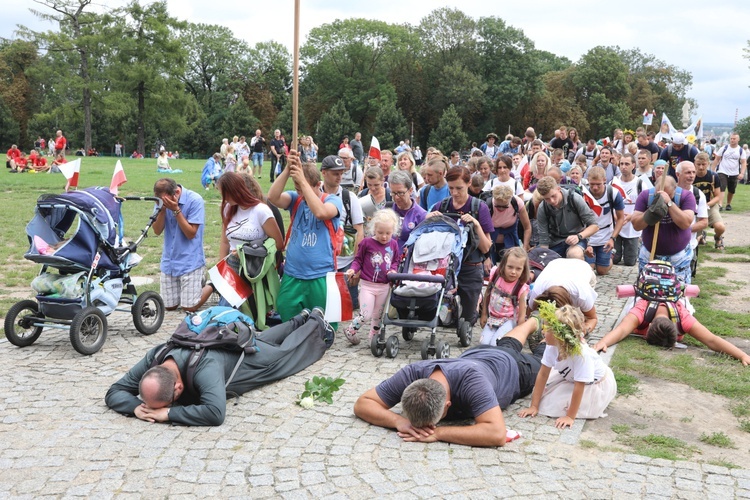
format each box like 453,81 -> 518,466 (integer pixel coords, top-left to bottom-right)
252,152 -> 264,167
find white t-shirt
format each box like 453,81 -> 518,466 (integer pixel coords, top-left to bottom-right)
541,344 -> 608,384
528,258 -> 598,312
611,176 -> 641,239
483,177 -> 524,196
588,188 -> 624,247
323,186 -> 364,269
690,188 -> 708,250
225,203 -> 274,251
716,145 -> 747,176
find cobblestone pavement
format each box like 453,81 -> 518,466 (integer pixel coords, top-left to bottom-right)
2,263 -> 750,498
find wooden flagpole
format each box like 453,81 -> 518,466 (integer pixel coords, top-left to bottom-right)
292,0 -> 300,151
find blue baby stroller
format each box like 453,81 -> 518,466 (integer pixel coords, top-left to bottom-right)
4,187 -> 166,355
371,215 -> 468,360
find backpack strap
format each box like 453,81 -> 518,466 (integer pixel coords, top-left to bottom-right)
341,189 -> 352,227
606,185 -> 616,227
439,197 -> 451,214
510,196 -> 519,217
285,193 -> 339,269
420,185 -> 432,210
636,177 -> 643,195
284,195 -> 305,248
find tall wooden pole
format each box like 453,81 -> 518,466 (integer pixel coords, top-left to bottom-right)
292,0 -> 300,151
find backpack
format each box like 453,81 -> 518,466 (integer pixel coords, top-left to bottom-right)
717,144 -> 744,170
528,247 -> 562,279
634,260 -> 685,332
439,196 -> 484,263
151,306 -> 258,397
486,265 -> 525,309
286,192 -> 344,269
480,190 -> 519,218
646,186 -> 692,209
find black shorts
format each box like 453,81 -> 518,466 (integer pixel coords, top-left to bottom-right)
718,173 -> 738,194
477,338 -> 545,399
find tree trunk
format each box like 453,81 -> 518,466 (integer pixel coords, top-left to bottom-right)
137,81 -> 145,155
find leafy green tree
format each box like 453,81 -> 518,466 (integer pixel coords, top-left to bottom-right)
0,40 -> 40,147
418,8 -> 477,68
26,0 -> 109,151
372,96 -> 409,151
108,1 -> 187,155
428,105 -> 469,154
316,100 -> 357,157
734,116 -> 750,144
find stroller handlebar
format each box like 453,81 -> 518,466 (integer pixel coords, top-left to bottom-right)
121,196 -> 163,209
388,273 -> 445,284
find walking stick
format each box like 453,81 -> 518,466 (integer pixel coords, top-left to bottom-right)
291,0 -> 300,151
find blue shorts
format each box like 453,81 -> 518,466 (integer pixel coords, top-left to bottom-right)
585,245 -> 613,267
549,238 -> 586,257
252,152 -> 264,167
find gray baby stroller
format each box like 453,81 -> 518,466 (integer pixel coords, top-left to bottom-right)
371,215 -> 468,360
4,188 -> 165,355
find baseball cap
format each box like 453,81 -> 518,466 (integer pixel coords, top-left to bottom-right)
653,159 -> 668,167
672,132 -> 686,145
321,155 -> 346,170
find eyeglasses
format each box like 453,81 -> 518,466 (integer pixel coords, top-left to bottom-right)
494,203 -> 510,209
392,190 -> 409,197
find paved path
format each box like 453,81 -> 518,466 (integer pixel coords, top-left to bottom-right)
2,263 -> 750,498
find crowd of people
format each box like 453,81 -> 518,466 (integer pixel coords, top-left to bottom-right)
59,123 -> 747,443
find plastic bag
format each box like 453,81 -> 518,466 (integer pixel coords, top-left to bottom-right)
31,273 -> 59,294
32,272 -> 85,298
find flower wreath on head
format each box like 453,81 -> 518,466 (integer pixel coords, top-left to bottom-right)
537,300 -> 582,357
623,129 -> 636,138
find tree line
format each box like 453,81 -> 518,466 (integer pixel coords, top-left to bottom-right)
0,1 -> 697,158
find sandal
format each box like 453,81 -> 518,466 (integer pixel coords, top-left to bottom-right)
697,230 -> 707,245
715,236 -> 725,250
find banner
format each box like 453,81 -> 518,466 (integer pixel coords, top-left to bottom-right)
642,109 -> 655,126
58,158 -> 81,191
208,259 -> 252,308
654,113 -> 677,143
368,136 -> 381,161
324,272 -> 353,322
581,186 -> 603,217
109,160 -> 127,195
682,116 -> 704,143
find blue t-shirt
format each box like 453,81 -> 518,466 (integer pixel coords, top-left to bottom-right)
376,347 -> 520,418
160,187 -> 205,276
419,183 -> 450,211
284,191 -> 344,280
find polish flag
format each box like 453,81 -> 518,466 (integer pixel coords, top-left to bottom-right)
368,136 -> 381,161
581,186 -> 603,216
324,272 -> 353,322
59,158 -> 81,192
208,258 -> 252,308
609,178 -> 627,200
109,160 -> 127,195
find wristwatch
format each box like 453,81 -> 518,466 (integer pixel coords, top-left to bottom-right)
576,234 -> 583,242
667,201 -> 673,208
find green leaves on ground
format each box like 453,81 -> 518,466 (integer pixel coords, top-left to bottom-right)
298,375 -> 345,406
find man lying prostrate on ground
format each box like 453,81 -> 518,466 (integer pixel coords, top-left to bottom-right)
354,318 -> 546,447
105,309 -> 333,426
527,257 -> 598,335
593,303 -> 750,366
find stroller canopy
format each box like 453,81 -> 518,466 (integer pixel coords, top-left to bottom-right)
25,188 -> 122,272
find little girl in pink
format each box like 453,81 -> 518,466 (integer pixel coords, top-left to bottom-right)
344,209 -> 400,345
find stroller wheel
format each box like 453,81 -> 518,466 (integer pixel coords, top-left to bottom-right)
402,327 -> 416,341
4,300 -> 44,347
435,340 -> 450,359
70,307 -> 108,355
385,335 -> 399,358
370,334 -> 385,357
420,338 -> 432,360
132,291 -> 165,335
457,318 -> 472,347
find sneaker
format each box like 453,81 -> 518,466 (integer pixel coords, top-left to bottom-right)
311,307 -> 335,348
726,204 -> 732,211
299,308 -> 311,322
344,324 -> 360,345
719,205 -> 724,212
369,326 -> 381,340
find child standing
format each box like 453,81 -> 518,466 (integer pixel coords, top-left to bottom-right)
519,302 -> 616,429
479,247 -> 530,345
344,210 -> 400,345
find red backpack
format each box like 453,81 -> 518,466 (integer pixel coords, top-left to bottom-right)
285,192 -> 344,270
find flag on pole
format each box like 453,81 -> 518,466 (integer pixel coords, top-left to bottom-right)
58,158 -> 81,192
368,136 -> 381,161
109,160 -> 127,195
208,258 -> 252,308
324,272 -> 353,322
581,186 -> 603,216
655,113 -> 677,143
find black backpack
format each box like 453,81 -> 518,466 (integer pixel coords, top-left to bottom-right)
528,247 -> 562,280
151,307 -> 258,397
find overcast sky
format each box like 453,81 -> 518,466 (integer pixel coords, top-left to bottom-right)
4,0 -> 749,125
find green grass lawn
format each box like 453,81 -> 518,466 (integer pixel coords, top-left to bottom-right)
0,156 -> 294,333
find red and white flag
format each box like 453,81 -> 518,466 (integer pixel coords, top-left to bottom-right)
609,178 -> 627,200
208,258 -> 252,308
59,158 -> 81,192
109,160 -> 127,195
368,136 -> 381,161
324,272 -> 353,322
581,186 -> 603,216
